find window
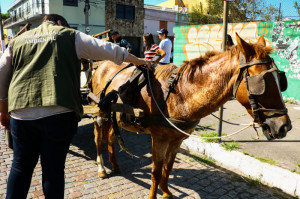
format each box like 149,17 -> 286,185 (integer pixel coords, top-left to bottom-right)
18,7 -> 22,18
26,2 -> 30,13
116,4 -> 135,20
63,0 -> 78,7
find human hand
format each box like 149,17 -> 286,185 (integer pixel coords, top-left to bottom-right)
0,111 -> 11,130
144,60 -> 153,71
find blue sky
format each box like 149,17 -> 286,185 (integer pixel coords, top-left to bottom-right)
1,0 -> 299,19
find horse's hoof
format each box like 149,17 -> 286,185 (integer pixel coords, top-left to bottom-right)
112,167 -> 121,174
98,171 -> 108,178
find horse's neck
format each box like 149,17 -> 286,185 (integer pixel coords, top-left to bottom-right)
170,54 -> 239,121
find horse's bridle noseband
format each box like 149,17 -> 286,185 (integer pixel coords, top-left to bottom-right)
233,52 -> 288,123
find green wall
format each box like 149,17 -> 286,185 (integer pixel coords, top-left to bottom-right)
173,21 -> 300,101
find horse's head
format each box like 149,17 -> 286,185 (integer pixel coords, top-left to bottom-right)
233,33 -> 292,140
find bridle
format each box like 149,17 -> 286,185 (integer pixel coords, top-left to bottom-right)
233,52 -> 288,123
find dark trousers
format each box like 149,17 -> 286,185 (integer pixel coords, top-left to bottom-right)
6,112 -> 78,199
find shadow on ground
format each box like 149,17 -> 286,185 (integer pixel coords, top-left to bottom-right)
68,121 -> 297,199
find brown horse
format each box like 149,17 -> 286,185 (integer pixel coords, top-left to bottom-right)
91,34 -> 292,199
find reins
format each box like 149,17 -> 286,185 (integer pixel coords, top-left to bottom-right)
145,68 -> 259,140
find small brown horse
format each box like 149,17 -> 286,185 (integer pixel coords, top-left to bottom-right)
91,34 -> 292,199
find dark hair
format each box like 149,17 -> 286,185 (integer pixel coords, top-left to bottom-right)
43,14 -> 70,28
143,33 -> 155,51
227,34 -> 234,47
111,31 -> 119,35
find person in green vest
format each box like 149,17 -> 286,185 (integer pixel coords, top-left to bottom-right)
0,14 -> 151,199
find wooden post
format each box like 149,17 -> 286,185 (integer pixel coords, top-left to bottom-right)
217,0 -> 229,142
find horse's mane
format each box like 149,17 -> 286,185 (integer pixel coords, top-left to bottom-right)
154,51 -> 220,80
154,42 -> 273,81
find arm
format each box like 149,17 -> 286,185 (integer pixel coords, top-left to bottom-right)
75,31 -> 152,69
0,44 -> 13,130
121,39 -> 132,52
154,48 -> 166,64
75,31 -> 129,65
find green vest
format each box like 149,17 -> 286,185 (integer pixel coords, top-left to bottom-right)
8,21 -> 82,119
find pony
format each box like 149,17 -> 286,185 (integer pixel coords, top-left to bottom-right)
91,34 -> 292,199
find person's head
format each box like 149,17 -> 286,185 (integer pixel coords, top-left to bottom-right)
111,31 -> 120,41
143,33 -> 155,51
227,34 -> 234,47
42,14 -> 70,28
157,28 -> 168,40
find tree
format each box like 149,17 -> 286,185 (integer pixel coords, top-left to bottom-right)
295,1 -> 300,19
262,5 -> 279,21
1,13 -> 10,20
189,0 -> 268,24
189,4 -> 221,25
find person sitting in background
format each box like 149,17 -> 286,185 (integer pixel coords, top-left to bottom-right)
143,33 -> 166,64
111,31 -> 132,52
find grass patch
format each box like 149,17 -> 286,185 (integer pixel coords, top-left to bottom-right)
190,154 -> 216,167
297,163 -> 300,168
198,132 -> 220,143
255,157 -> 277,165
221,141 -> 240,151
243,151 -> 249,155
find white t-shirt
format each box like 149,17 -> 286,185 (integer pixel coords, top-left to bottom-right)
159,38 -> 172,63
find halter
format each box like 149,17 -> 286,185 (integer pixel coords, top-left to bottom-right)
233,52 -> 288,123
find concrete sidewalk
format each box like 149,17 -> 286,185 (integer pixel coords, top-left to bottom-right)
182,99 -> 300,197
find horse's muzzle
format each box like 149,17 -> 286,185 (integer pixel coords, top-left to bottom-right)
262,115 -> 292,141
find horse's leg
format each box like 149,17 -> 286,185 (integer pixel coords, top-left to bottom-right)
159,140 -> 183,198
149,136 -> 169,199
93,118 -> 109,178
107,128 -> 120,173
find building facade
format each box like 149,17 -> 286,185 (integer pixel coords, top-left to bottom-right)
105,0 -> 144,57
5,0 -> 105,36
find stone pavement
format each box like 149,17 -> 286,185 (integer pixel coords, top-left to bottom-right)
0,118 -> 297,199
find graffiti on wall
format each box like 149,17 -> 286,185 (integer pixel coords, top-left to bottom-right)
173,20 -> 300,100
181,22 -> 271,61
271,21 -> 300,79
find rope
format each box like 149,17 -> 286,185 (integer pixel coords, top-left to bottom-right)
146,68 -> 259,140
210,113 -> 257,126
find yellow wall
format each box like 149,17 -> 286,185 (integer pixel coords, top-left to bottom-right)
156,0 -> 208,13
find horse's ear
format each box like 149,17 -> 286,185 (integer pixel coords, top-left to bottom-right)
257,35 -> 266,47
235,33 -> 252,57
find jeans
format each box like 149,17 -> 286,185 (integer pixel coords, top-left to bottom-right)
6,112 -> 78,199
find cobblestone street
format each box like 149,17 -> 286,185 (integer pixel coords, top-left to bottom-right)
0,119 -> 296,199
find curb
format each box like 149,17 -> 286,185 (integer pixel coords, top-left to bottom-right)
181,136 -> 300,197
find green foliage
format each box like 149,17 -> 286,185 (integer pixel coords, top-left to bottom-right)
255,157 -> 277,165
189,0 -> 282,24
191,154 -> 216,167
1,13 -> 10,20
198,132 -> 219,143
263,5 -> 279,21
189,7 -> 221,25
220,141 -> 240,151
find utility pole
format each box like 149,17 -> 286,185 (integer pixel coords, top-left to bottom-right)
278,3 -> 281,21
217,0 -> 229,142
0,6 -> 5,53
84,0 -> 90,34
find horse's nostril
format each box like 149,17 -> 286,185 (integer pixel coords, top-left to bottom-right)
278,124 -> 288,138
